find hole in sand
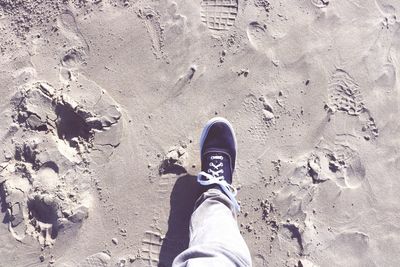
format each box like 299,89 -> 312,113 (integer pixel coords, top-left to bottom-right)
55,102 -> 93,144
40,161 -> 59,173
27,196 -> 59,239
62,47 -> 86,67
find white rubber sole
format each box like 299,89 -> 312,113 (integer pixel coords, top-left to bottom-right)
199,117 -> 237,152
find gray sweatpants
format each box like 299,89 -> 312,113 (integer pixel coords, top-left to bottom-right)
172,189 -> 252,267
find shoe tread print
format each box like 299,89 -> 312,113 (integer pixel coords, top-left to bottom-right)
200,0 -> 238,31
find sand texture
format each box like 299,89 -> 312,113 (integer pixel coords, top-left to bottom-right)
0,0 -> 400,266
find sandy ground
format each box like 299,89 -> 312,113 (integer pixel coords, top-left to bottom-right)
0,0 -> 400,266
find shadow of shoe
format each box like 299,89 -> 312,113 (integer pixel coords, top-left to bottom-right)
158,174 -> 202,267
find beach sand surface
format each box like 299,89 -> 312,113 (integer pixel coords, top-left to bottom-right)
0,0 -> 400,266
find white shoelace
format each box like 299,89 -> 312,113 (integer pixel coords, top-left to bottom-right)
197,157 -> 240,212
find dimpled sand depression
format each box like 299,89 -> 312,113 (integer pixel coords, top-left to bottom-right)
0,0 -> 400,266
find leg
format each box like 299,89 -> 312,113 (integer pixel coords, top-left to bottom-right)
172,189 -> 252,267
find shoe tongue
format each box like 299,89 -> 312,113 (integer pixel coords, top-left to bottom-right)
202,150 -> 232,184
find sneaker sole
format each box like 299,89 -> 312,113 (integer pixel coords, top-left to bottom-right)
199,117 -> 237,153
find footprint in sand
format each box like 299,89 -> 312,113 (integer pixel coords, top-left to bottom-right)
327,69 -> 364,116
0,10 -> 124,247
140,230 -> 164,267
246,22 -> 276,58
234,94 -> 276,144
155,144 -> 189,221
310,141 -> 367,189
54,11 -> 124,152
137,7 -> 166,60
246,22 -> 266,50
200,0 -> 238,31
0,79 -> 122,246
57,11 -> 90,83
284,134 -> 367,189
326,69 -> 379,140
274,137 -> 371,255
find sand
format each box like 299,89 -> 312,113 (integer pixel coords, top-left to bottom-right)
0,0 -> 399,266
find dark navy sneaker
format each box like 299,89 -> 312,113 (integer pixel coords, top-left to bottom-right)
197,117 -> 240,211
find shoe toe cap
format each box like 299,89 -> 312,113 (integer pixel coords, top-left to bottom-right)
202,121 -> 236,154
